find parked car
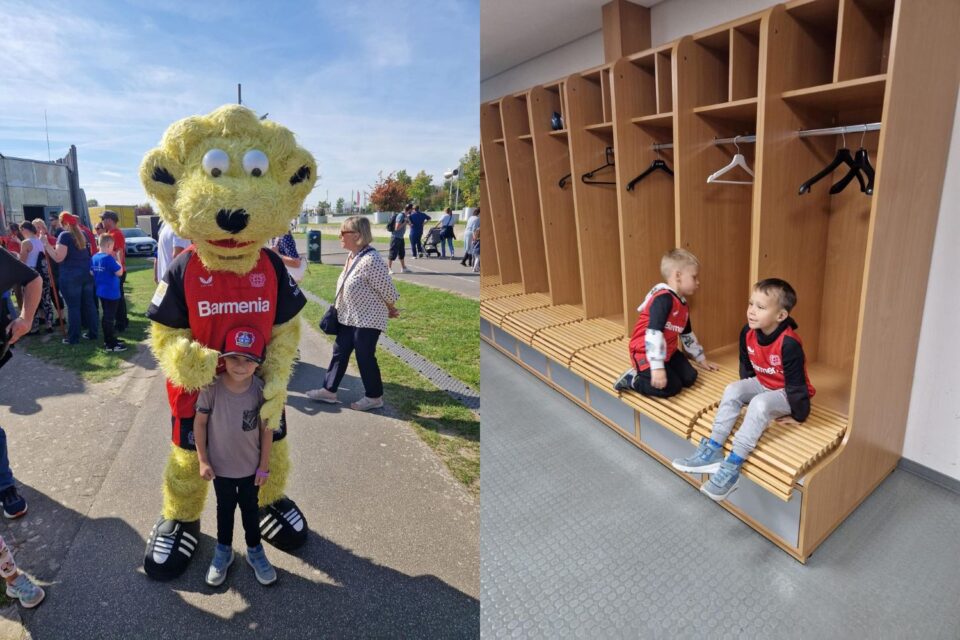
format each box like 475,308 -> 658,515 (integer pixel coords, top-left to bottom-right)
121,227 -> 158,256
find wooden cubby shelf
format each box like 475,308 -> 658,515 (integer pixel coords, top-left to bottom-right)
693,97 -> 758,122
481,0 -> 960,564
781,74 -> 887,111
630,112 -> 673,128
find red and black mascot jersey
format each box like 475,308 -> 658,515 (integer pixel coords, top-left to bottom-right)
739,317 -> 816,421
629,287 -> 691,372
147,247 -> 307,449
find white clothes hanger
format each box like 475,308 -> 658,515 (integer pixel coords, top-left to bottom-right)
706,135 -> 754,185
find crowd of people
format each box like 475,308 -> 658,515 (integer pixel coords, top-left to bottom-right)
385,205 -> 480,275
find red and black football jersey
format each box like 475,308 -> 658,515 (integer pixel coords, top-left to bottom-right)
629,288 -> 690,372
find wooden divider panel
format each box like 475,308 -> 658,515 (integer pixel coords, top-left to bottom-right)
674,33 -> 756,352
481,102 -> 522,283
501,95 -> 550,294
529,84 -> 583,306
478,151 -> 499,279
566,71 -> 625,323
611,51 -> 677,334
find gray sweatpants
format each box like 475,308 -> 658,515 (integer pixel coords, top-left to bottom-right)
710,377 -> 791,460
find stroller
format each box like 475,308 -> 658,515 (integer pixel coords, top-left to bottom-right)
423,226 -> 445,258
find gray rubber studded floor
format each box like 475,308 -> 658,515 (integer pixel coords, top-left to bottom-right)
480,343 -> 960,639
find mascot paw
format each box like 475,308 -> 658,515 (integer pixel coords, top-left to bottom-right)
144,517 -> 201,581
172,341 -> 220,390
259,496 -> 308,552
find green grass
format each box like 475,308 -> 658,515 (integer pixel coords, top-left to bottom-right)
17,258 -> 156,383
299,263 -> 479,389
294,231 -> 470,249
301,299 -> 479,494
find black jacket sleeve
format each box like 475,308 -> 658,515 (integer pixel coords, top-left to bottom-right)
739,324 -> 755,379
782,336 -> 811,422
646,294 -> 673,332
265,249 -> 307,325
146,251 -> 190,329
0,250 -> 39,291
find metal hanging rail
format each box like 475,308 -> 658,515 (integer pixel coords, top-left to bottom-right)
714,134 -> 757,145
798,122 -> 881,138
652,142 -> 674,151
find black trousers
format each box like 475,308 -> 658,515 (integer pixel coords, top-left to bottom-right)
632,350 -> 698,398
323,324 -> 383,398
99,297 -> 119,348
115,272 -> 128,332
213,475 -> 260,548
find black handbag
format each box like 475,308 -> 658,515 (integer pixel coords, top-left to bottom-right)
320,246 -> 373,335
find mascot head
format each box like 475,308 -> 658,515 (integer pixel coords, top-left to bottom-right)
140,105 -> 317,273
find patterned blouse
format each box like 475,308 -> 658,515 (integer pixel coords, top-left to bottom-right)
335,247 -> 399,332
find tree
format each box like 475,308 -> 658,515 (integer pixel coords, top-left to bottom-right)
87,198 -> 99,207
316,200 -> 331,215
408,170 -> 434,206
395,169 -> 412,186
457,146 -> 481,208
335,197 -> 345,215
134,202 -> 155,217
369,172 -> 409,213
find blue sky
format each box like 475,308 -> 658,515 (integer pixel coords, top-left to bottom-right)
0,0 -> 479,209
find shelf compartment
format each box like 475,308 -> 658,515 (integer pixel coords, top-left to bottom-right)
835,0 -> 894,81
693,97 -> 758,122
548,129 -> 569,138
781,74 -> 885,112
630,112 -> 674,128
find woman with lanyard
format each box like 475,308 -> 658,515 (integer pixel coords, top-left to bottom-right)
307,216 -> 400,411
42,212 -> 99,345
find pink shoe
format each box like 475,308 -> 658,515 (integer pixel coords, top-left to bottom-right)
351,396 -> 384,411
306,388 -> 339,404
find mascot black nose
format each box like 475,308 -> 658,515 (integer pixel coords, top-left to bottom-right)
216,208 -> 249,234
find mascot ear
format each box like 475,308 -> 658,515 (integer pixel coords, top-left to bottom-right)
140,148 -> 183,225
285,149 -> 318,202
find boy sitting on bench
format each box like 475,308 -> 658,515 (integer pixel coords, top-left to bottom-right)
672,278 -> 816,501
614,249 -> 718,398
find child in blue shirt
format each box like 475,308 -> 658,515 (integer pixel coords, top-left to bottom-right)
90,234 -> 126,352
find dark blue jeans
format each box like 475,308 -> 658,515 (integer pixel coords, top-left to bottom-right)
409,230 -> 424,257
0,427 -> 15,492
59,267 -> 99,344
323,324 -> 383,398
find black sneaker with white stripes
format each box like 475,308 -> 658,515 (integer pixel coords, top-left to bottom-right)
143,517 -> 201,580
258,497 -> 308,552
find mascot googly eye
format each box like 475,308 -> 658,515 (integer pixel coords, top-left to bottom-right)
243,149 -> 269,177
202,149 -> 230,177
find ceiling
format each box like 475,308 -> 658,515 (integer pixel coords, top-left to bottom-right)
481,0 -> 663,81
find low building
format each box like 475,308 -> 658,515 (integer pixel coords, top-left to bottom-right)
0,145 -> 89,228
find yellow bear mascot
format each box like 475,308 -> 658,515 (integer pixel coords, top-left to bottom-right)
140,105 -> 316,579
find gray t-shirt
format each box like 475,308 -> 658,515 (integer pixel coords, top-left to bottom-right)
391,213 -> 408,239
196,375 -> 264,478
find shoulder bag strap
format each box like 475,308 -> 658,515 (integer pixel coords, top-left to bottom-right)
334,246 -> 374,304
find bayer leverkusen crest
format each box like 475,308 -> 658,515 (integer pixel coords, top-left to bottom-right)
249,272 -> 266,288
234,331 -> 255,349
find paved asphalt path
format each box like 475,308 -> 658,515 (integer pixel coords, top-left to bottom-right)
301,238 -> 479,300
0,325 -> 478,639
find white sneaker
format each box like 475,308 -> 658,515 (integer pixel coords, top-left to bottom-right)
351,396 -> 384,411
388,269 -> 395,275
306,388 -> 339,404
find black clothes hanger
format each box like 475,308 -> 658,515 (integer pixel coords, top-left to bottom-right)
558,172 -> 572,188
829,128 -> 875,195
581,147 -> 616,185
798,131 -> 864,195
626,147 -> 673,191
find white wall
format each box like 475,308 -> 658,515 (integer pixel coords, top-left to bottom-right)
481,0 -> 960,481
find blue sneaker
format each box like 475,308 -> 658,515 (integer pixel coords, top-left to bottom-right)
0,485 -> 27,519
701,459 -> 742,502
246,544 -> 277,585
672,437 -> 724,474
6,573 -> 44,608
205,543 -> 234,587
613,369 -> 634,392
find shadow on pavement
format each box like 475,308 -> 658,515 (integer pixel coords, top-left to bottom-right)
19,487 -> 478,639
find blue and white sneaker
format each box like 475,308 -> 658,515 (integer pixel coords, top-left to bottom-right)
205,543 -> 234,587
613,369 -> 635,392
701,459 -> 742,502
672,437 -> 725,474
6,573 -> 45,608
246,544 -> 277,586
